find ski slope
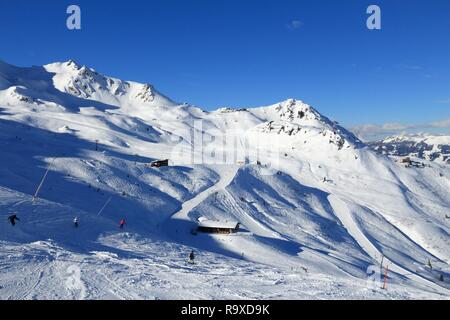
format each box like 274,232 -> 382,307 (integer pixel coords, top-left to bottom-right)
0,59 -> 449,299
165,164 -> 240,236
328,195 -> 449,293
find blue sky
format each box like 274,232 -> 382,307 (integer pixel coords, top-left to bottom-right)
0,0 -> 449,139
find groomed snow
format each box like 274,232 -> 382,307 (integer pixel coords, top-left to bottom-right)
0,60 -> 449,300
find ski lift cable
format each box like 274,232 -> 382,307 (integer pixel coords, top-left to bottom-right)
97,197 -> 112,216
32,158 -> 56,202
12,199 -> 31,208
375,210 -> 450,224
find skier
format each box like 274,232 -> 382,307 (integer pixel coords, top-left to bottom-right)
188,250 -> 195,264
73,217 -> 79,228
7,214 -> 20,226
119,218 -> 126,229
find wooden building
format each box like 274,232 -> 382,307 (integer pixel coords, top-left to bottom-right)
401,157 -> 412,164
150,159 -> 169,168
197,219 -> 240,234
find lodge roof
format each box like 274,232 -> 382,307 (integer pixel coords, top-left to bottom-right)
197,219 -> 240,229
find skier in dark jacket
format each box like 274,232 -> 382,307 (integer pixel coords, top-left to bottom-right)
8,214 -> 20,226
189,250 -> 195,263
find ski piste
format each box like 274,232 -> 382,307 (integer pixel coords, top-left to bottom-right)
0,59 -> 449,299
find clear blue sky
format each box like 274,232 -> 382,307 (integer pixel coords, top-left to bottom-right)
0,0 -> 449,133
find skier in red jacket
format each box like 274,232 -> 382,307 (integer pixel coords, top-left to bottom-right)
119,218 -> 126,229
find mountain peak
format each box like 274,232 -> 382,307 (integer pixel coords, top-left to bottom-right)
38,60 -> 177,107
274,98 -> 316,121
65,59 -> 81,69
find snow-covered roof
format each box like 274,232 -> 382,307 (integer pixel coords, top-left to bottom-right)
197,219 -> 239,229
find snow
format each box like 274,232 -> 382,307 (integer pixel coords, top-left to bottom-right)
197,220 -> 239,229
369,133 -> 450,164
0,60 -> 449,300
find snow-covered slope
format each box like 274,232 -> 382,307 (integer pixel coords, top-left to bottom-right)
369,134 -> 450,164
0,60 -> 449,299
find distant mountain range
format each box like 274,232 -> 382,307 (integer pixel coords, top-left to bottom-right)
0,59 -> 449,299
368,134 -> 450,164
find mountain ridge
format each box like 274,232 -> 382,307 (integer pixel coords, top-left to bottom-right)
369,133 -> 450,164
0,59 -> 449,299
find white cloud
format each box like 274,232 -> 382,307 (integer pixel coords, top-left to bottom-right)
430,119 -> 450,128
402,64 -> 423,70
351,119 -> 450,141
286,20 -> 303,30
434,99 -> 450,104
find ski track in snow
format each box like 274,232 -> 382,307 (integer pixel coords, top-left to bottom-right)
328,195 -> 448,295
165,164 -> 240,231
0,60 -> 449,299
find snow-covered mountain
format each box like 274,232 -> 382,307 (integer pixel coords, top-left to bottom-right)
0,60 -> 449,299
369,134 -> 450,164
